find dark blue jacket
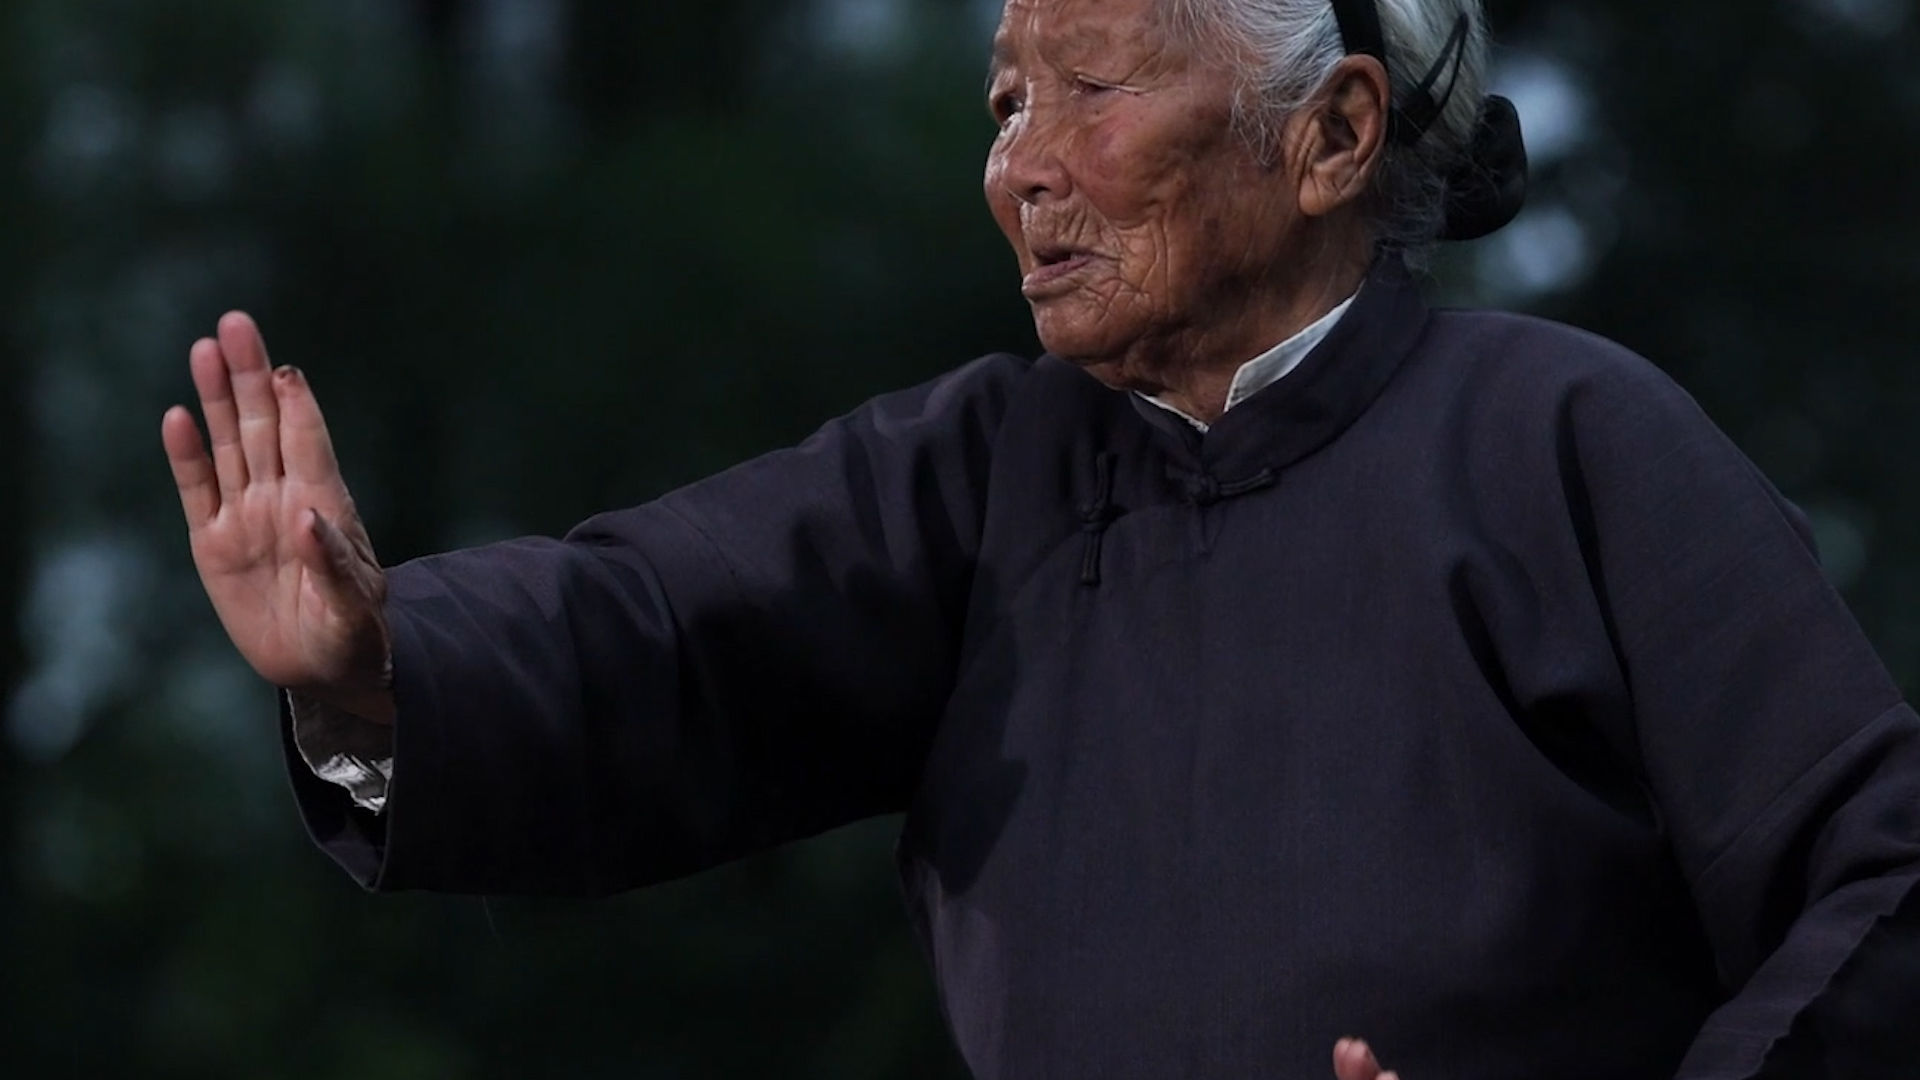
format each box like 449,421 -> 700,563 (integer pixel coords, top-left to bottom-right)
287,262 -> 1920,1079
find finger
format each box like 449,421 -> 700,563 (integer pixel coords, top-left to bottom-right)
217,311 -> 283,481
274,366 -> 342,487
1332,1038 -> 1383,1080
161,405 -> 219,527
190,336 -> 247,496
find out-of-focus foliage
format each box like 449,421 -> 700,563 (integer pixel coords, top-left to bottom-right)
0,0 -> 1914,1076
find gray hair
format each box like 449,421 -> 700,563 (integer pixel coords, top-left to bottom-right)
1162,0 -> 1491,254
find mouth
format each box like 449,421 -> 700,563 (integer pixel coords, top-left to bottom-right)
1022,245 -> 1098,297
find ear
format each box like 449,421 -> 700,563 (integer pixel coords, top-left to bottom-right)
1295,55 -> 1391,219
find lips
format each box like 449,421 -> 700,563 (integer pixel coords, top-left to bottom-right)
1022,245 -> 1099,297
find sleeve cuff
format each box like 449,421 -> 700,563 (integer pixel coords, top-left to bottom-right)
286,691 -> 395,814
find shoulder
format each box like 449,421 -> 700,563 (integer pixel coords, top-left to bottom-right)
1420,308 -> 1695,415
868,350 -> 1038,416
1414,307 -> 1813,546
864,350 -> 1128,446
1410,308 -> 1732,464
815,351 -> 1039,448
929,350 -> 1040,403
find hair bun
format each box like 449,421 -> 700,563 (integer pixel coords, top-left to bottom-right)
1440,95 -> 1529,242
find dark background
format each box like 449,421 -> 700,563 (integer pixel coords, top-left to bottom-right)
2,0 -> 1915,1075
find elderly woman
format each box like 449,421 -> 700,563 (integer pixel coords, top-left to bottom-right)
162,0 -> 1918,1076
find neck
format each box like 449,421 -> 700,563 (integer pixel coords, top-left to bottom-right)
1142,249 -> 1371,426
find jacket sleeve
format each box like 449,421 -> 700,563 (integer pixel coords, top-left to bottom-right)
1557,359 -> 1920,1079
285,353 -> 1031,896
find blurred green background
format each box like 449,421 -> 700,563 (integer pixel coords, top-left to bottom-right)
1,0 -> 1915,1076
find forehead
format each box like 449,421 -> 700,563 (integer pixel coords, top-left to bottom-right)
989,0 -> 1167,74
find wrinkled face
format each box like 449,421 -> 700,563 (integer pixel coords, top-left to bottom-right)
984,0 -> 1308,389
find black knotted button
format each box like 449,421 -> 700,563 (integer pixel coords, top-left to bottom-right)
1182,473 -> 1222,506
1165,464 -> 1278,507
1078,452 -> 1119,586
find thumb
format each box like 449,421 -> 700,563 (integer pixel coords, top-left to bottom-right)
1333,1037 -> 1387,1080
289,507 -> 394,724
296,507 -> 376,613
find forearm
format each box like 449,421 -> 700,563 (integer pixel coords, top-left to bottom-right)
1675,867 -> 1920,1078
1671,704 -> 1920,1079
300,535 -> 702,896
1749,877 -> 1920,1078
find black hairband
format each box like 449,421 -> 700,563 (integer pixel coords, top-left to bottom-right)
1327,0 -> 1528,241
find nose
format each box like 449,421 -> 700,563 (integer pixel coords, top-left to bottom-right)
995,113 -> 1072,206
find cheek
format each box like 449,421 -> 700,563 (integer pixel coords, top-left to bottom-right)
1099,152 -> 1265,312
1077,126 -> 1152,220
1075,124 -> 1209,291
1078,113 -> 1198,221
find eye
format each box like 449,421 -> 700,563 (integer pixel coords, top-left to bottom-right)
1073,76 -> 1118,97
990,90 -> 1024,128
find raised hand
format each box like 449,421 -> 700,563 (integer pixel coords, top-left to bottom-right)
1334,1037 -> 1401,1080
162,312 -> 395,723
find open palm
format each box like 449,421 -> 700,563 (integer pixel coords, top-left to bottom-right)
161,312 -> 394,723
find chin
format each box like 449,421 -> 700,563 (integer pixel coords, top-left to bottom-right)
1034,305 -> 1128,362
1033,308 -> 1154,392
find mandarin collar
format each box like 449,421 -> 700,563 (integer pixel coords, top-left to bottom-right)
1136,291 -> 1357,431
1126,256 -> 1430,478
